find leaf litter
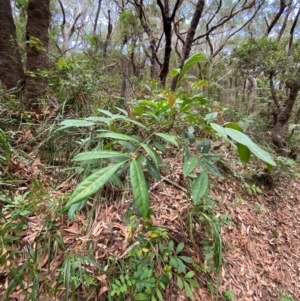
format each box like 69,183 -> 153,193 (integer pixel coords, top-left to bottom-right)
0,150 -> 300,301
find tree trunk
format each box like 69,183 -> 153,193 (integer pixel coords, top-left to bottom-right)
159,17 -> 173,87
103,10 -> 112,58
247,73 -> 257,114
170,0 -> 205,91
0,0 -> 24,91
272,84 -> 300,154
23,0 -> 51,111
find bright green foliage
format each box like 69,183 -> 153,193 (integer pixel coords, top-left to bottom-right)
170,53 -> 208,88
232,37 -> 300,84
280,292 -> 296,301
223,290 -> 236,301
211,123 -> 276,167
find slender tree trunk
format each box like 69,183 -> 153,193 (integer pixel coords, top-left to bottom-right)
247,73 -> 257,114
103,10 -> 112,57
159,18 -> 173,87
272,84 -> 300,154
0,0 -> 24,91
170,0 -> 205,91
157,0 -> 182,87
23,0 -> 50,111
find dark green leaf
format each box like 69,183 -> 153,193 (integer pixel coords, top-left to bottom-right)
176,242 -> 185,255
183,157 -> 198,176
130,159 -> 150,217
155,133 -> 178,147
192,171 -> 208,204
146,158 -> 161,180
65,162 -> 123,210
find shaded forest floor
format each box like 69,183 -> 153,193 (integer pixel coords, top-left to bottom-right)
1,148 -> 299,301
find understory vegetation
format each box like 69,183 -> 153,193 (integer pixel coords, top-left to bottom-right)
1,1 -> 300,300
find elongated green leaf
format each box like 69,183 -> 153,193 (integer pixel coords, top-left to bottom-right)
146,158 -> 161,181
224,122 -> 243,132
177,276 -> 184,290
225,128 -> 276,166
192,171 -> 208,204
183,157 -> 198,176
153,141 -> 167,154
176,242 -> 185,255
155,133 -> 178,147
135,293 -> 149,300
184,271 -> 195,279
73,150 -> 129,161
178,256 -> 194,264
183,280 -> 194,300
85,116 -> 111,123
211,123 -> 228,139
60,119 -> 96,127
156,288 -> 163,301
201,159 -> 222,177
237,143 -> 251,165
68,199 -> 87,221
56,119 -> 95,132
180,53 -> 207,77
65,162 -> 123,210
97,132 -> 138,141
170,68 -> 180,77
141,143 -> 160,167
205,112 -> 218,122
97,109 -> 113,116
113,115 -> 148,129
130,159 -> 149,217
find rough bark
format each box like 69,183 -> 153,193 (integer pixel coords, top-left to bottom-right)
170,0 -> 205,90
23,0 -> 51,110
0,0 -> 24,91
272,85 -> 300,154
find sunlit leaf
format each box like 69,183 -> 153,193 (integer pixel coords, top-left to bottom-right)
168,92 -> 176,108
170,68 -> 180,77
210,123 -> 228,139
